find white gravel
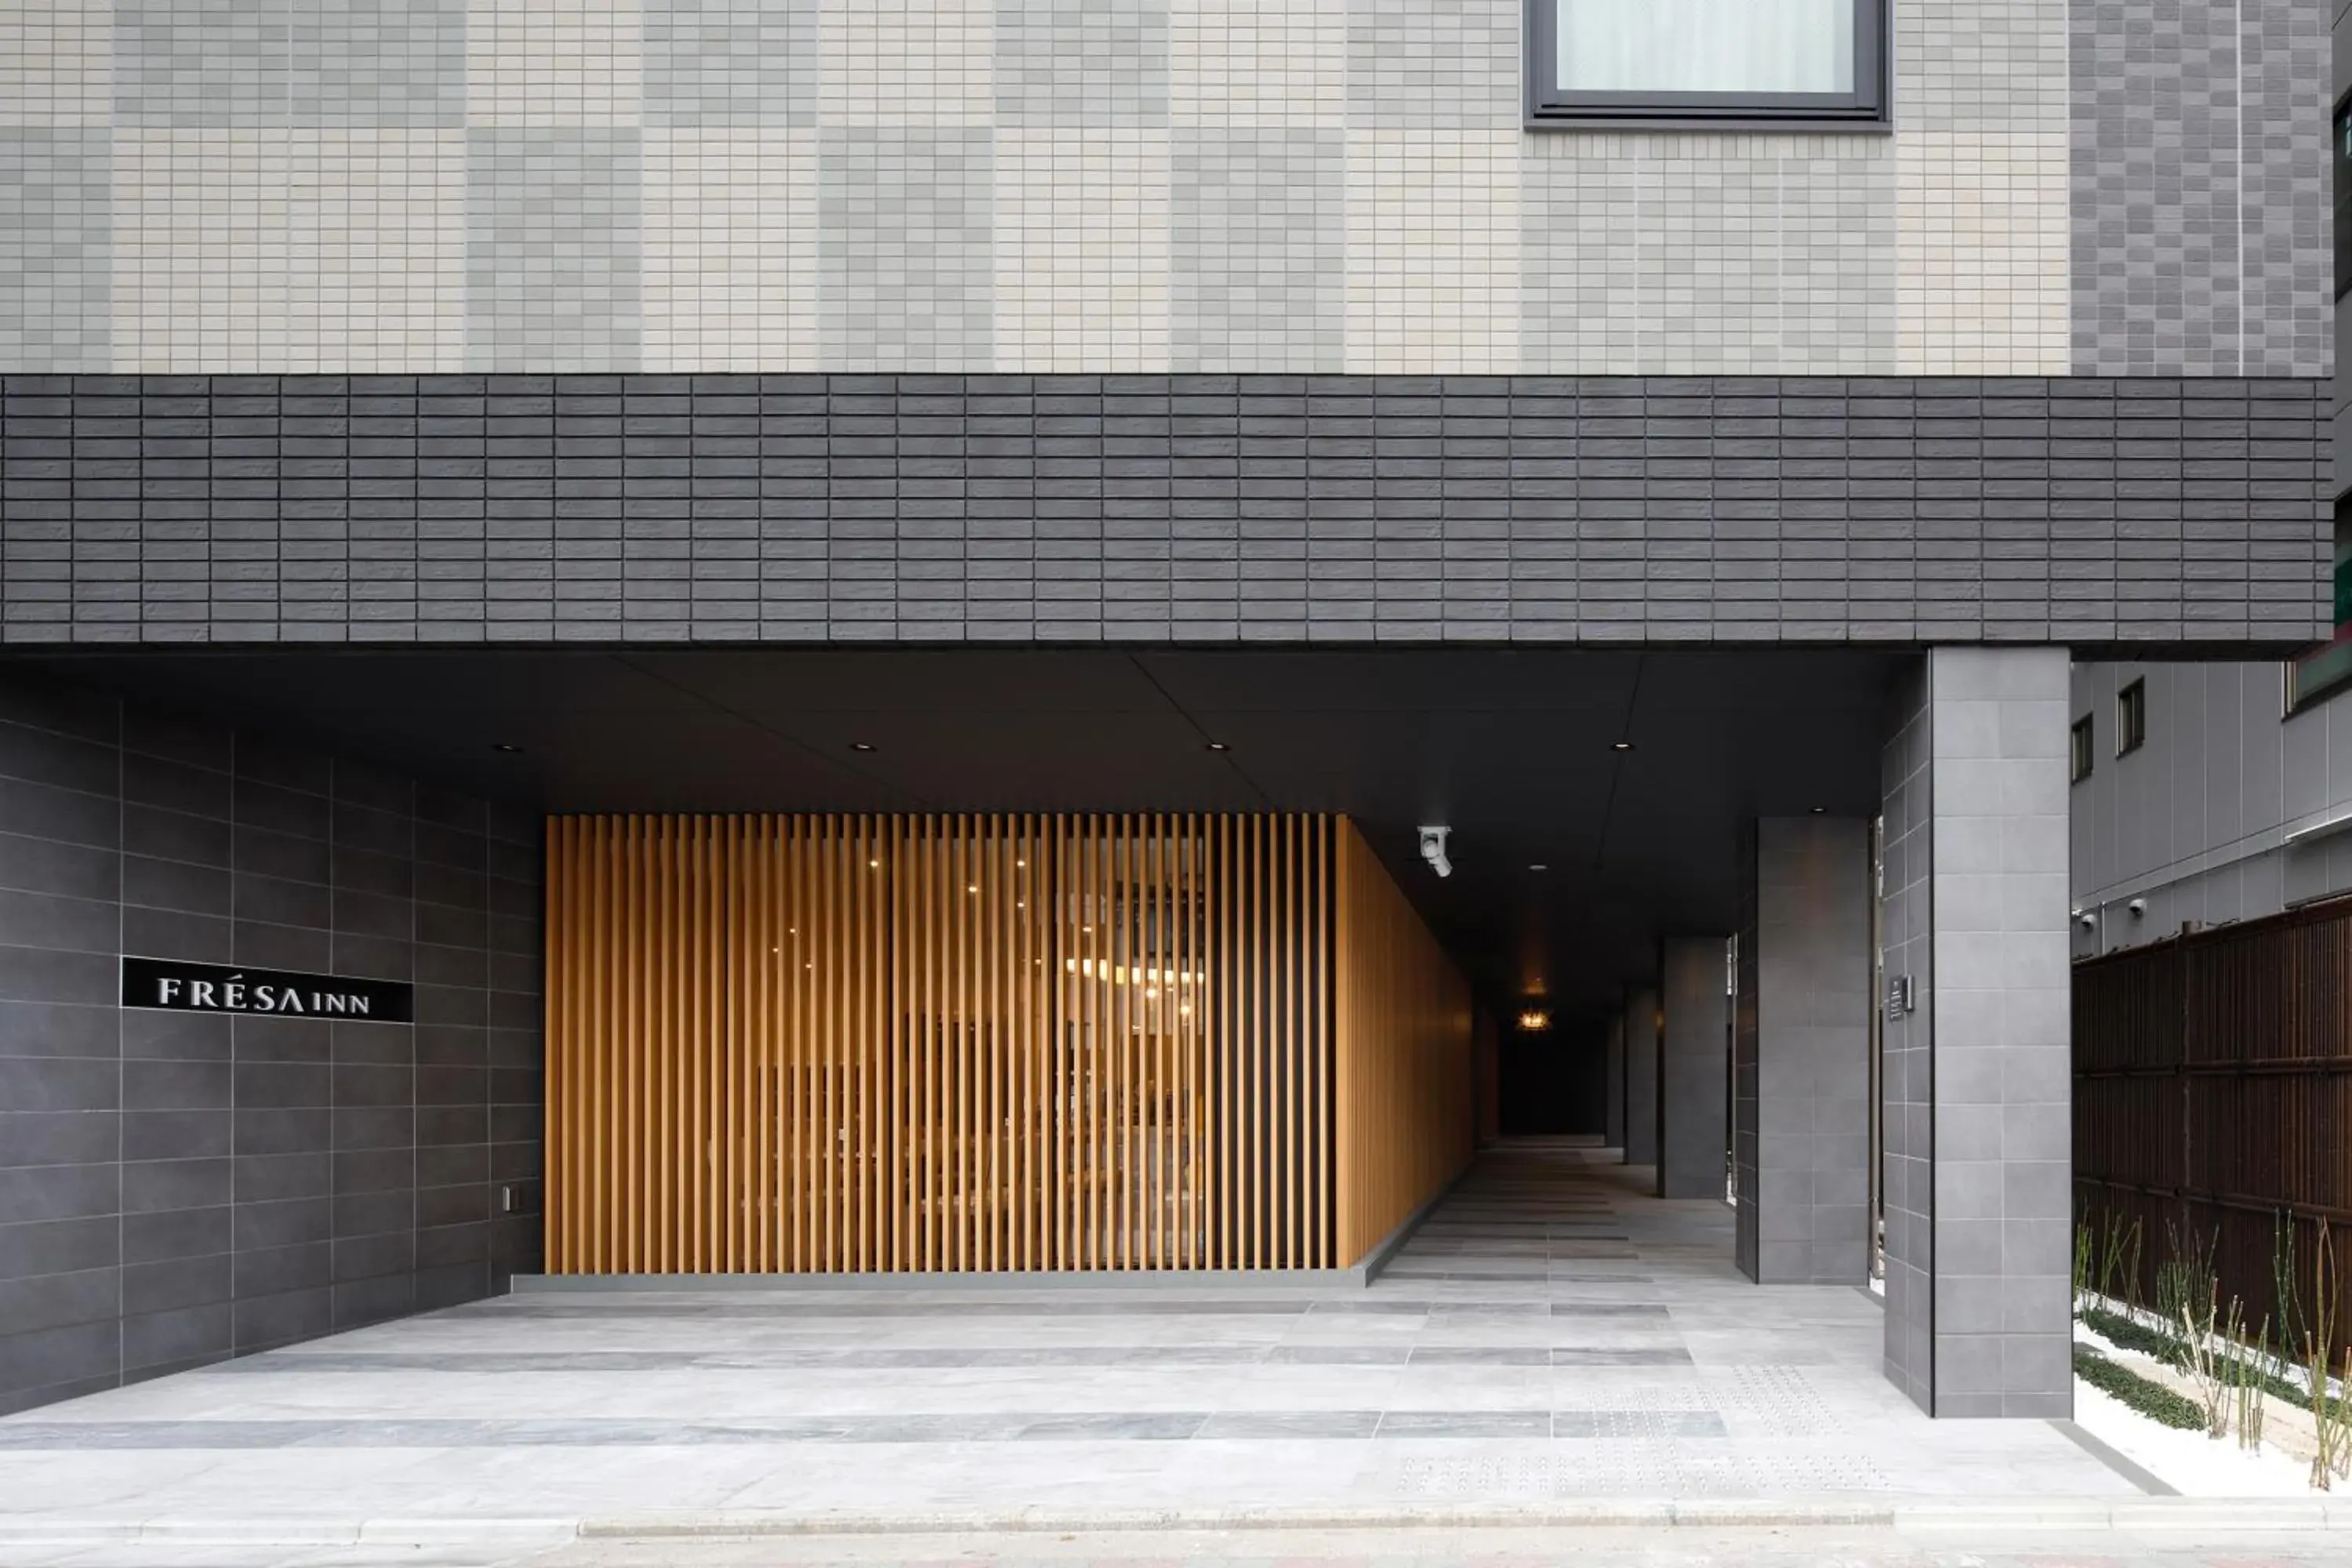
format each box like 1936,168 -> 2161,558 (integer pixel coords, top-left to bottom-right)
2069,1318 -> 2323,1495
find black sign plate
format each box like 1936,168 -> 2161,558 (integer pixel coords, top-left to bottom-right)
120,957 -> 414,1022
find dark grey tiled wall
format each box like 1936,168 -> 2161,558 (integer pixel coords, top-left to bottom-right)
0,669 -> 543,1416
1622,982 -> 1658,1169
1876,648 -> 2074,1418
0,374 -> 2330,651
1656,937 -> 1726,1201
1733,817 -> 1872,1287
1878,657 -> 1934,1411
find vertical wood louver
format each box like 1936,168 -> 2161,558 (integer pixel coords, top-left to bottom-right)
544,813 -> 1471,1273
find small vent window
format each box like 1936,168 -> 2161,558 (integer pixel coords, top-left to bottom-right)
2070,716 -> 2094,783
2115,680 -> 2147,757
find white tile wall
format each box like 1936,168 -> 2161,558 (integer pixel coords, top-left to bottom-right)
1169,0 -> 1346,129
112,129 -> 467,373
467,0 -> 644,128
1344,129 -> 1520,375
642,129 -> 818,370
818,0 -> 993,127
992,128 -> 1170,372
0,0 -> 2103,376
1896,131 -> 2069,373
0,0 -> 111,128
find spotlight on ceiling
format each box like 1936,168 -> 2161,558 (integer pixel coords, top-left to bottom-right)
491,743 -> 523,754
1417,826 -> 1454,879
1611,740 -> 1634,753
1516,1008 -> 1552,1033
1528,863 -> 1548,873
850,742 -> 876,753
1205,741 -> 1229,752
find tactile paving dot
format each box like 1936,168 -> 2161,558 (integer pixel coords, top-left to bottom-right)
1710,1363 -> 1838,1436
1552,1379 -> 1713,1411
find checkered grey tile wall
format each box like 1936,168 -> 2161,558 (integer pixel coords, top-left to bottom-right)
0,3 -> 2321,378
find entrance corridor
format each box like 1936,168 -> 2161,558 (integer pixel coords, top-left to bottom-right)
0,1143 -> 2132,1544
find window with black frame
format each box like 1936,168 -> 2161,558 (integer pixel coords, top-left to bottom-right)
1526,0 -> 1887,125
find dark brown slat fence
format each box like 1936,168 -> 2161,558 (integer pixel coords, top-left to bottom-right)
2074,898 -> 2352,1355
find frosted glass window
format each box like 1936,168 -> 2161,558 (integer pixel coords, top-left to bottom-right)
1555,0 -> 1855,95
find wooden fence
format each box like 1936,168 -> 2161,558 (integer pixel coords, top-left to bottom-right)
544,812 -> 1472,1274
2074,898 -> 2352,1352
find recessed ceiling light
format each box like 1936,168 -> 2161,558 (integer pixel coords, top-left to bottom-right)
491,743 -> 523,754
1611,740 -> 1634,753
1810,805 -> 1827,815
850,742 -> 876,753
1529,863 -> 1548,873
1205,741 -> 1229,752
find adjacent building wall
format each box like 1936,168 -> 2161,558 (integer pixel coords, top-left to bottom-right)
0,668 -> 542,1417
2069,661 -> 2352,950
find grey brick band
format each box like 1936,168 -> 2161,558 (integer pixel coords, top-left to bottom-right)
0,373 -> 2328,650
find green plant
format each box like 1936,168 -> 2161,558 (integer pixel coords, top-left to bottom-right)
2095,1210 -> 2143,1312
2180,1286 -> 2229,1437
2310,1218 -> 2350,1490
2081,1305 -> 2180,1362
2074,1342 -> 2204,1431
2274,1209 -> 2311,1372
2154,1219 -> 2220,1370
2237,1313 -> 2270,1452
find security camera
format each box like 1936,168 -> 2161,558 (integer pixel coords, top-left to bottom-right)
1418,826 -> 1454,879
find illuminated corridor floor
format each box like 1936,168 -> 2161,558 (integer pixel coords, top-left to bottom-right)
0,1140 -> 2135,1547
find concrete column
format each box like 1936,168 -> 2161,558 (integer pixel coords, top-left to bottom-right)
1603,1012 -> 1627,1149
1734,818 -> 1872,1284
1657,937 -> 1729,1200
1623,984 -> 1660,1167
1881,647 -> 2071,1417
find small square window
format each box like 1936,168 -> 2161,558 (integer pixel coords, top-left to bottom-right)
2070,716 -> 2094,784
2115,680 -> 2147,757
1526,0 -> 1888,126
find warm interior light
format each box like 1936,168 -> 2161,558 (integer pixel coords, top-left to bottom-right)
1517,1008 -> 1552,1032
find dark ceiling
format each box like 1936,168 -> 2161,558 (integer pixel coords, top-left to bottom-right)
19,646 -> 1903,1019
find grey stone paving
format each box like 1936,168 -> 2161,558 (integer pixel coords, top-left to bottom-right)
0,1141 -> 2136,1543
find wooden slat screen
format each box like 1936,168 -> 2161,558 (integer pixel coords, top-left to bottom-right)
546,813 -> 1359,1272
2074,898 -> 2352,1352
1334,819 -> 1478,1264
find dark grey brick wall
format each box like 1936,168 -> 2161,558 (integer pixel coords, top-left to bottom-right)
0,374 -> 2330,652
0,669 -> 542,1416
